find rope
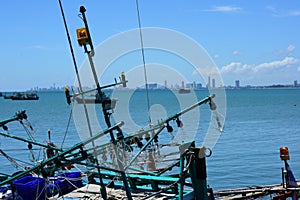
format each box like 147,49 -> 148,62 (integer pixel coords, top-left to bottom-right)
60,108 -> 73,149
57,0 -> 94,140
12,156 -> 35,166
141,152 -> 194,200
35,174 -> 46,200
0,149 -> 24,171
19,120 -> 35,141
135,0 -> 152,125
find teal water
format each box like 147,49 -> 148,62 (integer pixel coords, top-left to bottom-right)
0,89 -> 300,191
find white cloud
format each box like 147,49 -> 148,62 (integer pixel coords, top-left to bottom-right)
221,57 -> 298,74
193,65 -> 219,76
274,45 -> 296,56
253,57 -> 298,72
266,5 -> 279,16
220,57 -> 300,85
266,5 -> 300,17
221,62 -> 251,74
214,54 -> 220,58
205,5 -> 242,13
287,45 -> 296,52
233,50 -> 242,55
28,45 -> 48,50
288,10 -> 300,16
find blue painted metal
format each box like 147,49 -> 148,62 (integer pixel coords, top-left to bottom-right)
189,147 -> 209,200
0,121 -> 124,186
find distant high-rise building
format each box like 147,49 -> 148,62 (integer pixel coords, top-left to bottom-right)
181,81 -> 185,88
212,78 -> 216,88
196,83 -> 202,89
148,83 -> 158,89
207,76 -> 211,88
164,80 -> 167,88
186,83 -> 193,88
235,80 -> 240,88
294,80 -> 298,87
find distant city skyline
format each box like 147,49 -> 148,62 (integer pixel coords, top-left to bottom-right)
2,77 -> 298,93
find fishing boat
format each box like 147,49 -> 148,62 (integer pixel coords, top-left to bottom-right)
0,2 -> 298,200
178,88 -> 191,94
2,93 -> 14,99
10,92 -> 39,100
3,95 -> 13,99
0,4 -> 225,199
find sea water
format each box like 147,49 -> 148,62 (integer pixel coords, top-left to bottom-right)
0,88 -> 299,191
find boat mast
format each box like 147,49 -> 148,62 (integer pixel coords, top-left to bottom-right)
77,6 -> 133,200
58,1 -> 109,198
78,6 -> 116,141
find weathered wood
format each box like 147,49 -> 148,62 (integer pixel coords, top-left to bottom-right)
59,184 -> 178,199
214,181 -> 300,199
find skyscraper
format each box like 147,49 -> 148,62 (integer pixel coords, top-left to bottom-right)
235,80 -> 240,88
212,78 -> 215,88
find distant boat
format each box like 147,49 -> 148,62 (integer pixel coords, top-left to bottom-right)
3,94 -> 13,99
10,92 -> 39,100
74,96 -> 117,109
178,88 -> 191,94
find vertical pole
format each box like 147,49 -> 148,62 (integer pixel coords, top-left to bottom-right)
58,2 -> 108,198
87,52 -> 132,200
178,141 -> 195,199
179,153 -> 185,199
282,167 -> 285,188
284,160 -> 289,187
79,6 -> 132,200
86,53 -> 115,141
189,147 -> 208,200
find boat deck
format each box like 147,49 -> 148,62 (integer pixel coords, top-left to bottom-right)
58,184 -> 186,199
214,181 -> 300,199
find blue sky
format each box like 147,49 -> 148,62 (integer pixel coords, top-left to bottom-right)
1,1 -> 300,91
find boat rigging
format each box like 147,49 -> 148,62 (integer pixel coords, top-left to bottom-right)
0,2 -> 227,200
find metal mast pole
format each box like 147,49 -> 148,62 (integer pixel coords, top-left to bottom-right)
78,6 -> 133,200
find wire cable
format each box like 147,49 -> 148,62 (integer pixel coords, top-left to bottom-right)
135,0 -> 152,125
60,109 -> 72,149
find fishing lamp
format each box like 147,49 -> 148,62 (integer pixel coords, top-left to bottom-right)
136,137 -> 143,148
176,118 -> 183,128
121,71 -> 127,87
280,147 -> 290,160
79,5 -> 86,13
17,110 -> 27,120
153,135 -> 158,143
209,99 -> 217,110
145,132 -> 150,141
28,143 -> 33,150
64,86 -> 72,105
166,123 -> 173,133
76,28 -> 89,46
